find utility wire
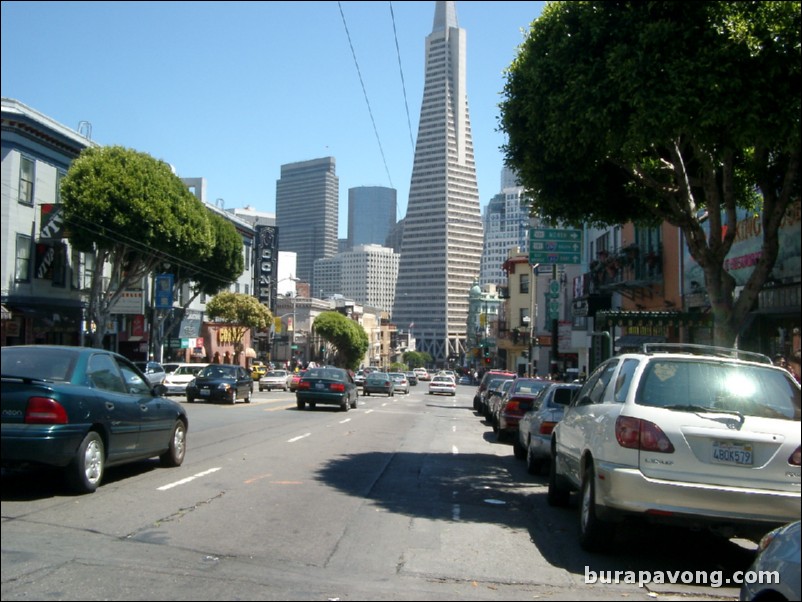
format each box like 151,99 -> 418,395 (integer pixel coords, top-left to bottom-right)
389,1 -> 415,154
338,1 -> 394,189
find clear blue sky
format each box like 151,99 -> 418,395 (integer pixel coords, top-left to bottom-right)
1,1 -> 544,237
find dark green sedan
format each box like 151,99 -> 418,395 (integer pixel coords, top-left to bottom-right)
1,345 -> 188,493
295,366 -> 359,411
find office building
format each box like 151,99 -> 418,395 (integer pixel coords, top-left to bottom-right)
348,186 -> 397,250
275,157 -> 338,291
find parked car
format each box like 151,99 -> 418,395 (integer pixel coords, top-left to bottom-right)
186,364 -> 253,404
480,377 -> 511,417
134,360 -> 167,386
405,371 -> 419,386
739,520 -> 800,602
516,382 -> 581,472
250,361 -> 268,381
473,370 -> 516,412
289,370 -> 305,392
487,379 -> 514,426
549,344 -> 801,552
295,366 -> 359,411
364,371 -> 394,397
390,372 -> 410,394
1,345 -> 187,493
163,363 -> 208,396
496,377 -> 553,442
429,375 -> 457,396
259,369 -> 291,392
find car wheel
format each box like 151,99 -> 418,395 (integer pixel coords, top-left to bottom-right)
187,396 -> 195,403
513,437 -> 526,460
340,399 -> 349,411
259,387 -> 264,392
579,462 -> 614,552
547,444 -> 571,507
297,400 -> 305,410
527,446 -> 544,475
66,431 -> 104,493
160,420 -> 187,467
244,387 -> 251,403
350,395 -> 358,409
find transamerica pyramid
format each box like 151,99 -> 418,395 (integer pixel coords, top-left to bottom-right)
393,1 -> 484,365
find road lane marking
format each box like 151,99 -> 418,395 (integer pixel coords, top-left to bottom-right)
288,433 -> 311,443
158,467 -> 221,491
339,418 -> 352,424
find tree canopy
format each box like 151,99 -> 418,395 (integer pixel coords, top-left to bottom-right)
500,1 -> 800,345
312,311 -> 370,371
61,145 -> 217,347
205,292 -> 272,362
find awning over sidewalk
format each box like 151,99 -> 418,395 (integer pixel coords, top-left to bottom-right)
615,334 -> 667,349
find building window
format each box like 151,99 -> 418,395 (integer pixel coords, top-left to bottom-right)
71,248 -> 84,290
56,170 -> 66,203
520,273 -> 529,294
19,156 -> 35,206
15,234 -> 32,281
83,253 -> 95,290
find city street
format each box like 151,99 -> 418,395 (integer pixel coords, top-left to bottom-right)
2,383 -> 756,601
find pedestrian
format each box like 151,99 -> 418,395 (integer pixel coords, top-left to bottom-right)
213,351 -> 221,364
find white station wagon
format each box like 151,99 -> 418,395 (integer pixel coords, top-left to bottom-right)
548,344 -> 801,552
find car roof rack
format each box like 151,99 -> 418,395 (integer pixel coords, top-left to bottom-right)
641,343 -> 772,364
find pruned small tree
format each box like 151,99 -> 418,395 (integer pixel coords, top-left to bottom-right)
312,311 -> 370,371
205,292 -> 272,364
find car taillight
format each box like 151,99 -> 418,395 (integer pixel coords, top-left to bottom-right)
298,381 -> 311,390
25,397 -> 68,424
330,383 -> 345,393
539,421 -> 557,435
789,446 -> 801,466
615,416 -> 674,453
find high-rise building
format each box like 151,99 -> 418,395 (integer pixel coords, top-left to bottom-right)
480,169 -> 529,287
348,186 -> 397,250
314,244 -> 399,312
275,157 -> 338,291
393,1 -> 483,363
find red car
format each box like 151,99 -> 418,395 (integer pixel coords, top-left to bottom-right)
289,370 -> 305,392
496,377 -> 552,442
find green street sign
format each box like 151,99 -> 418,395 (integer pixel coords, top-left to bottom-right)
529,227 -> 583,264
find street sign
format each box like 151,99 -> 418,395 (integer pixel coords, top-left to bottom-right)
529,227 -> 583,264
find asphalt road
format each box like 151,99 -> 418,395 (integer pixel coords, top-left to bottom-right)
1,383 -> 757,600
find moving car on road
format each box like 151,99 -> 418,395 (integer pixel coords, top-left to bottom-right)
186,364 -> 253,404
1,345 -> 188,493
295,366 -> 359,411
429,375 -> 457,396
162,363 -> 207,396
363,372 -> 394,397
390,372 -> 410,394
259,369 -> 291,392
134,360 -> 167,386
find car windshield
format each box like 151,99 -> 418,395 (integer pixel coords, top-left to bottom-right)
637,359 -> 801,420
266,371 -> 286,377
173,365 -> 203,376
1,347 -> 75,381
512,379 -> 549,395
199,365 -> 237,379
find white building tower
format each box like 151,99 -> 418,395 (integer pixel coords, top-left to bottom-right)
393,1 -> 483,364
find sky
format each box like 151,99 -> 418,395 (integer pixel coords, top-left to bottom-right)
1,1 -> 545,238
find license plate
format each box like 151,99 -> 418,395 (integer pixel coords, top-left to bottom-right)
712,441 -> 753,466
315,383 -> 325,390
200,389 -> 210,396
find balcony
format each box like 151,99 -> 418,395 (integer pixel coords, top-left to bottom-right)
588,245 -> 663,299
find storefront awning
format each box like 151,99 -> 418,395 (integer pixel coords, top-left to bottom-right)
0,305 -> 11,320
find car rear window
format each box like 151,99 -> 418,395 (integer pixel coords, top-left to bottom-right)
1,347 -> 75,381
637,359 -> 801,420
305,368 -> 344,381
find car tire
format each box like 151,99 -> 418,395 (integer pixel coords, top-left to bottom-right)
350,395 -> 358,409
259,387 -> 264,392
579,462 -> 614,553
365,390 -> 370,396
244,388 -> 251,404
66,431 -> 104,494
187,396 -> 195,403
547,445 -> 571,507
340,399 -> 349,412
159,420 -> 187,467
513,437 -> 526,460
527,446 -> 544,475
297,400 -> 305,410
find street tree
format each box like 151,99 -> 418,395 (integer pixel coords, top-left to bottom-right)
312,311 -> 370,371
154,211 -> 245,355
403,351 -> 432,369
205,292 -> 272,364
60,145 -> 214,348
499,1 -> 800,346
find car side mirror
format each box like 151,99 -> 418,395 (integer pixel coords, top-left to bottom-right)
153,384 -> 168,397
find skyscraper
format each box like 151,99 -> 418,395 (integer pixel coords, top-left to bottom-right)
480,168 -> 529,287
275,157 -> 338,290
393,1 -> 483,364
347,186 -> 397,250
